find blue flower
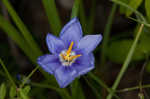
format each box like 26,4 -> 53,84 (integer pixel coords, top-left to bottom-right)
37,18 -> 102,88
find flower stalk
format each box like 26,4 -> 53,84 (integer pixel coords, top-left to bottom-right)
106,24 -> 144,99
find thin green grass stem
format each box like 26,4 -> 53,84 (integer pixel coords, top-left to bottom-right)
0,58 -> 17,88
0,15 -> 36,62
2,0 -> 42,57
106,24 -> 144,99
30,82 -> 71,99
100,3 -> 117,67
88,72 -> 120,99
112,0 -> 147,23
20,66 -> 39,88
117,84 -> 150,93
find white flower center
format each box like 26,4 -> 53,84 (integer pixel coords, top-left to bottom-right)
59,50 -> 76,66
59,41 -> 81,66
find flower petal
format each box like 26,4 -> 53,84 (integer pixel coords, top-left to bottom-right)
46,33 -> 66,54
37,54 -> 60,74
77,34 -> 102,54
54,66 -> 77,88
60,17 -> 83,48
73,53 -> 94,76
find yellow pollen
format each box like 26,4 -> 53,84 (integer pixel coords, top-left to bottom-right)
60,41 -> 81,62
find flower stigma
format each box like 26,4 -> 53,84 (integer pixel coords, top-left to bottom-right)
59,41 -> 81,66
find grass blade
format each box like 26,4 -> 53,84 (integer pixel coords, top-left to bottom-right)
0,15 -> 36,62
0,58 -> 17,88
100,3 -> 117,67
106,24 -> 144,99
126,0 -> 143,16
31,82 -> 71,99
71,79 -> 85,99
79,0 -> 88,33
84,77 -> 102,99
145,0 -> 150,22
88,72 -> 120,99
112,0 -> 146,23
2,0 -> 42,57
42,0 -> 62,35
0,83 -> 6,99
71,0 -> 81,18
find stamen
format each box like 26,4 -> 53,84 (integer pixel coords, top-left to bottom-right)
60,54 -> 66,60
66,41 -> 74,56
59,41 -> 82,66
70,54 -> 81,60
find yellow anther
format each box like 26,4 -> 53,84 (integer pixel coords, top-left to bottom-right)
60,41 -> 81,64
66,41 -> 74,56
70,54 -> 81,61
60,54 -> 66,60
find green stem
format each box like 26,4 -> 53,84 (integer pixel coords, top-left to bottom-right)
84,77 -> 101,99
20,66 -> 39,88
87,0 -> 96,33
31,82 -> 59,90
106,24 -> 144,99
30,82 -> 71,99
71,0 -> 81,19
112,0 -> 147,23
128,17 -> 150,27
0,58 -> 17,88
88,72 -> 120,99
100,3 -> 117,67
0,70 -> 6,77
117,84 -> 150,93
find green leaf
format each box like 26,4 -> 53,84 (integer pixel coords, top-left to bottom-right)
112,0 -> 146,22
0,15 -> 36,63
79,0 -> 87,33
134,26 -> 150,54
145,61 -> 150,72
18,86 -> 31,99
0,14 -> 54,90
139,35 -> 150,54
0,83 -> 7,99
107,39 -> 145,63
30,82 -> 71,99
119,0 -> 129,14
84,77 -> 102,99
23,86 -> 31,95
42,0 -> 62,35
9,86 -> 17,98
19,88 -> 30,99
145,0 -> 150,22
2,0 -> 42,57
126,0 -> 143,16
87,73 -> 120,99
86,0 -> 96,33
71,79 -> 85,99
